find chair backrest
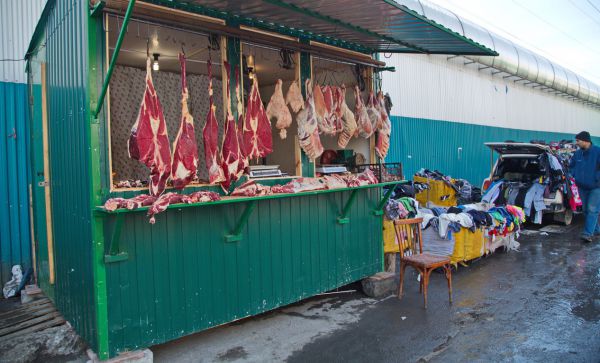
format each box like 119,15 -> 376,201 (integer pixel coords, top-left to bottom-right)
393,218 -> 424,256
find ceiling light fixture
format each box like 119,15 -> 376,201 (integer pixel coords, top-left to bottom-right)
152,53 -> 160,71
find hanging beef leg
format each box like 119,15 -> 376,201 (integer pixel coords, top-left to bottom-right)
220,61 -> 242,192
171,52 -> 199,189
128,57 -> 171,197
202,60 -> 226,184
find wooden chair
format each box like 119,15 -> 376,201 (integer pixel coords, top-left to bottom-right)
394,217 -> 452,308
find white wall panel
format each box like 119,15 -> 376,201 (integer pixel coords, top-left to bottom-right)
382,54 -> 600,136
0,0 -> 47,83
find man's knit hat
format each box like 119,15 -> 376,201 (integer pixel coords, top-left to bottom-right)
576,131 -> 591,143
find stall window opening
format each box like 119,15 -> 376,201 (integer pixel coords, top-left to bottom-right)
311,56 -> 374,173
106,15 -> 225,191
241,41 -> 300,179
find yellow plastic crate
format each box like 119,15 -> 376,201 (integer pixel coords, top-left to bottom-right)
413,175 -> 457,207
451,227 -> 485,265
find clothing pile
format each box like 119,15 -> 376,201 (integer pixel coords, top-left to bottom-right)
384,197 -> 418,220
414,169 -> 481,204
415,203 -> 525,239
481,151 -> 570,223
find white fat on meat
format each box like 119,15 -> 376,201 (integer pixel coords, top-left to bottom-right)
296,79 -> 324,161
266,79 -> 293,139
285,80 -> 304,113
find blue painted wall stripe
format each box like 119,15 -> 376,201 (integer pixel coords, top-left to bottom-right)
387,115 -> 599,187
0,81 -> 32,285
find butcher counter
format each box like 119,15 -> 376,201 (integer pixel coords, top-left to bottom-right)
94,181 -> 399,356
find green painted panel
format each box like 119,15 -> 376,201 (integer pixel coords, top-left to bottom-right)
386,115 -> 599,187
32,0 -> 98,353
103,189 -> 382,356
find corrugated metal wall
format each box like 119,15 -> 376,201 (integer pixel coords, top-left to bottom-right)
103,188 -> 382,356
0,0 -> 46,285
382,53 -> 600,184
383,54 -> 600,135
0,82 -> 32,285
41,0 -> 98,350
0,0 -> 47,83
388,115 -> 600,186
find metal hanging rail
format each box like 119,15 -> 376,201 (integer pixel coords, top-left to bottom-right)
93,0 -> 136,119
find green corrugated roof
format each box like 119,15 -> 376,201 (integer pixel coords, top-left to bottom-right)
26,0 -> 497,59
147,0 -> 497,55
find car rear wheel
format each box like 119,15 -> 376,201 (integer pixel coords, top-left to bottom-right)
553,209 -> 573,226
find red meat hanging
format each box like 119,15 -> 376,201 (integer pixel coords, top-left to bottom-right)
374,91 -> 392,160
128,57 -> 172,197
234,65 -> 249,177
170,52 -> 199,189
242,75 -> 272,160
202,60 -> 226,184
220,61 -> 242,192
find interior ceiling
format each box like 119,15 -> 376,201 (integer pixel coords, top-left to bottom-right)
109,16 -> 222,79
109,15 -> 361,88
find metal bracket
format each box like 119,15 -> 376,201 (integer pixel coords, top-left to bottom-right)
374,66 -> 396,73
104,214 -> 128,263
90,0 -> 106,17
337,189 -> 359,224
224,200 -> 257,242
372,184 -> 395,216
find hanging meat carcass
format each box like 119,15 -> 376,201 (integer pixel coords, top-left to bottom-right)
128,57 -> 172,197
285,79 -> 304,113
242,75 -> 273,160
266,79 -> 293,139
337,85 -> 357,149
318,85 -> 337,135
366,91 -> 381,130
354,86 -> 373,138
235,66 -> 249,177
374,91 -> 392,159
220,61 -> 242,192
171,53 -> 199,189
296,79 -> 324,161
332,86 -> 344,132
202,60 -> 226,184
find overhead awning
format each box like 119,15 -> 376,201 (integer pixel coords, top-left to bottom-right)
119,0 -> 497,56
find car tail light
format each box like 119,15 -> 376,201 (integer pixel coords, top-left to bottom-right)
482,179 -> 491,191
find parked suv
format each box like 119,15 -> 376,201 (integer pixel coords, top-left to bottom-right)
482,142 -> 573,225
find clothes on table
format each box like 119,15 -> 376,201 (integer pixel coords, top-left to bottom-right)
438,213 -> 475,238
385,199 -> 409,220
431,207 -> 448,216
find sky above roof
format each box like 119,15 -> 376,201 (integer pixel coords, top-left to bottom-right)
427,0 -> 600,85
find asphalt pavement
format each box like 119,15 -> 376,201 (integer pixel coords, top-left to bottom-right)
152,217 -> 600,362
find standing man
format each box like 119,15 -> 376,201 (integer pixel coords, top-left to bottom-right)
569,131 -> 600,242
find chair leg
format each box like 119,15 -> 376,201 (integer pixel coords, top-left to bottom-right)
422,268 -> 430,309
445,265 -> 453,304
419,273 -> 423,294
398,261 -> 408,299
